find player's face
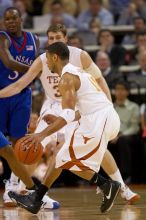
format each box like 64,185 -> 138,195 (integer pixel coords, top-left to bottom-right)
4,10 -> 22,34
47,31 -> 67,45
46,51 -> 58,73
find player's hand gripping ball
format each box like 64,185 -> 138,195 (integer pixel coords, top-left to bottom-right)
14,137 -> 43,165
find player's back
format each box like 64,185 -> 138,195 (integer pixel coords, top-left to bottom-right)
61,63 -> 112,115
0,31 -> 37,89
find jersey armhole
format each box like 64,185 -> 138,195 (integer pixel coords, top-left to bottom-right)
0,31 -> 11,47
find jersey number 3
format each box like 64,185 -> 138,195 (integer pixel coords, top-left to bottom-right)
8,71 -> 19,80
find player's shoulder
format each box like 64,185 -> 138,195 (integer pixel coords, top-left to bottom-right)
68,45 -> 83,53
0,31 -> 11,41
0,31 -> 11,47
39,52 -> 46,61
62,63 -> 77,75
62,63 -> 80,83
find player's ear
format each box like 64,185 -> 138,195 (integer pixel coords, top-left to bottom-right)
64,36 -> 68,43
53,54 -> 58,62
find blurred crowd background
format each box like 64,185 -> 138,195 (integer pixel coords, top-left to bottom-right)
0,0 -> 146,187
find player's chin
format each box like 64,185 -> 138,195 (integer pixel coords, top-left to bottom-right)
8,27 -> 17,33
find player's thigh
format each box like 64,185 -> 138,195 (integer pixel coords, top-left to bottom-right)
106,107 -> 120,141
9,92 -> 32,138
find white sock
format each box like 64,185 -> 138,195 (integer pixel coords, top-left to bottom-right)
10,172 -> 19,183
109,169 -> 125,189
18,180 -> 26,192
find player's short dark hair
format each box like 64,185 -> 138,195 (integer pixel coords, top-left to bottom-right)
46,42 -> 69,60
4,7 -> 21,17
46,24 -> 67,37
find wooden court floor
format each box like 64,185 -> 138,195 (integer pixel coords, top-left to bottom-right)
0,186 -> 145,220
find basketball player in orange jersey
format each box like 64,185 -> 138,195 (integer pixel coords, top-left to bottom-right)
8,42 -> 121,214
0,24 -> 140,204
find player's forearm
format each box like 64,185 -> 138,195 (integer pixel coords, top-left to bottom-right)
41,117 -> 67,138
96,76 -> 112,102
0,82 -> 21,97
6,59 -> 29,73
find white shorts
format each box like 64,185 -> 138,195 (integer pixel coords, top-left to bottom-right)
35,99 -> 65,148
56,105 -> 120,172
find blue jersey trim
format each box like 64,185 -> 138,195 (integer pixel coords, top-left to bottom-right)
0,31 -> 11,47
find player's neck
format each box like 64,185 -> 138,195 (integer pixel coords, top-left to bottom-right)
9,30 -> 23,38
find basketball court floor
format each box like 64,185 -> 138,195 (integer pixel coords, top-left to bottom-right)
0,186 -> 145,220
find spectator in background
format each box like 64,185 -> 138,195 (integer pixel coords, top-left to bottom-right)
109,0 -> 130,22
0,0 -> 12,30
136,31 -> 146,54
140,102 -> 146,182
133,0 -> 146,22
95,51 -> 123,89
62,0 -> 78,17
98,29 -> 126,67
77,0 -> 114,31
109,81 -> 140,183
117,2 -> 138,25
42,0 -> 78,16
68,33 -> 84,49
140,103 -> 146,138
48,0 -> 77,28
130,30 -> 146,64
71,18 -> 100,47
127,51 -> 146,90
122,17 -> 146,45
24,0 -> 46,16
0,0 -> 13,17
13,0 -> 33,29
89,17 -> 101,36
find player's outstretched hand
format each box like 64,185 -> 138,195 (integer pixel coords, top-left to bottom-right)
43,114 -> 58,124
21,133 -> 45,149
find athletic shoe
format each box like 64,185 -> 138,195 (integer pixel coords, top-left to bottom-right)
97,184 -> 140,204
42,194 -> 60,209
20,190 -> 60,210
120,185 -> 140,204
8,191 -> 43,214
3,180 -> 19,207
100,180 -> 121,213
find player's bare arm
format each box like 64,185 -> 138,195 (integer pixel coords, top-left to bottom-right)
0,57 -> 42,98
80,50 -> 112,102
43,110 -> 80,125
0,35 -> 29,73
21,73 -> 80,146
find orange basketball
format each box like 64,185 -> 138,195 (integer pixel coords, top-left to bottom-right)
14,137 -> 43,165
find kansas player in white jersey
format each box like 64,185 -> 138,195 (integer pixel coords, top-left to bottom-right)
7,42 -> 121,214
0,24 -> 140,204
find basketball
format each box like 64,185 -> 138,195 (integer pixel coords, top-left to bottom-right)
14,137 -> 43,165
